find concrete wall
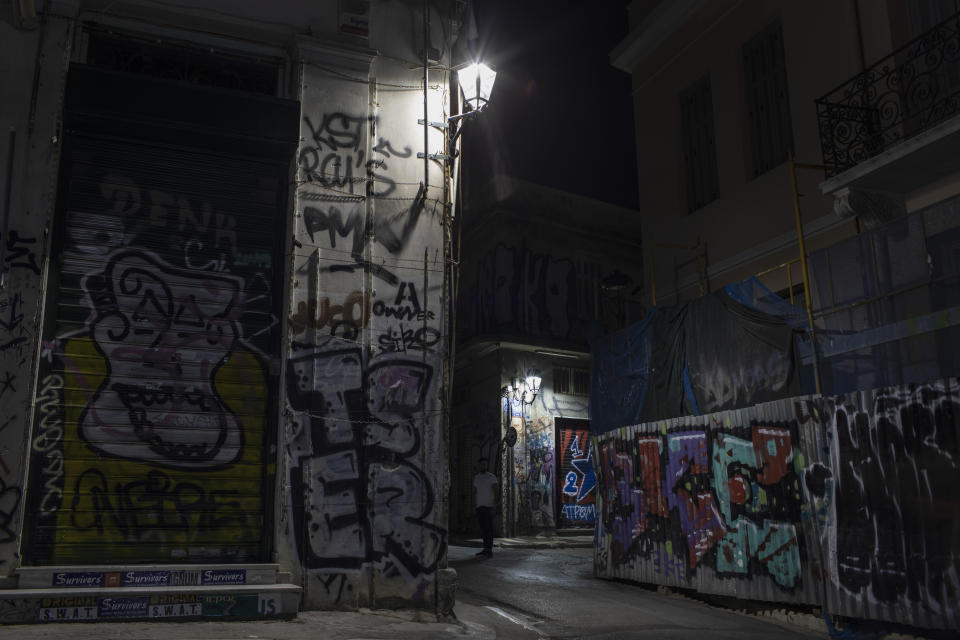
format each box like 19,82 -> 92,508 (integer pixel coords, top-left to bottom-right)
280,13 -> 452,608
0,0 -> 459,612
593,376 -> 960,631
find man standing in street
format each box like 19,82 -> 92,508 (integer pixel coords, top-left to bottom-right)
472,458 -> 498,558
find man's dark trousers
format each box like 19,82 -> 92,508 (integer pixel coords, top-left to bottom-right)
476,506 -> 493,552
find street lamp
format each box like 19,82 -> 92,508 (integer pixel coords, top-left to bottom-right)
418,61 -> 498,163
502,373 -> 541,405
455,62 -> 497,114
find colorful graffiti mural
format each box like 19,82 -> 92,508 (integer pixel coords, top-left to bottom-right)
593,377 -> 960,631
558,427 -> 596,527
597,422 -> 803,588
527,417 -> 555,529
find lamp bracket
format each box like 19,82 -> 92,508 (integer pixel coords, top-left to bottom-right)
417,152 -> 452,162
418,118 -> 449,130
447,111 -> 478,123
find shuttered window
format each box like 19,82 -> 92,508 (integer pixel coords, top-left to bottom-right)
743,20 -> 794,177
554,367 -> 590,396
680,75 -> 719,213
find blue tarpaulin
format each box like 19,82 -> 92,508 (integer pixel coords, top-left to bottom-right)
590,282 -> 804,431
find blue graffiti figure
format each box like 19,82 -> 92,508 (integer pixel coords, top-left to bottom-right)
572,447 -> 597,502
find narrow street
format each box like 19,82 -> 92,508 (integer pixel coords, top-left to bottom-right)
449,545 -> 825,639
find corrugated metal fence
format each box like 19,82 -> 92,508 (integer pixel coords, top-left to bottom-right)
591,377 -> 960,630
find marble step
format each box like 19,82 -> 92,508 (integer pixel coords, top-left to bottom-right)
16,564 -> 280,589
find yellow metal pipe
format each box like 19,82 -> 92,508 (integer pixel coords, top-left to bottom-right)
789,153 -> 822,394
787,262 -> 794,306
754,258 -> 801,278
650,233 -> 657,307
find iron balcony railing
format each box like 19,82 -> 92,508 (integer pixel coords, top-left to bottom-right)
816,10 -> 960,177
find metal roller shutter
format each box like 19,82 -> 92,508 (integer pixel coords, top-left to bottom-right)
25,64 -> 297,565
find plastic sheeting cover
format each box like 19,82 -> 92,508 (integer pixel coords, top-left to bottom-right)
591,288 -> 801,431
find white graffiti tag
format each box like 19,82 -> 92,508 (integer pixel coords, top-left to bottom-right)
78,250 -> 244,469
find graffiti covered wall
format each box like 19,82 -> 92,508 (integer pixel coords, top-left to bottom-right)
278,35 -> 450,610
593,377 -> 960,630
0,14 -> 74,571
0,0 -> 458,618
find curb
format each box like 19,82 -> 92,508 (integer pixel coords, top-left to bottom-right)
451,537 -> 594,550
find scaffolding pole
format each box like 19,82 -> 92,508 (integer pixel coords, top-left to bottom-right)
789,152 -> 823,395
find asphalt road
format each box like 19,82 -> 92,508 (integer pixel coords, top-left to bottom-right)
449,544 -> 826,639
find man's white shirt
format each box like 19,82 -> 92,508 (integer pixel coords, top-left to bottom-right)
473,471 -> 498,507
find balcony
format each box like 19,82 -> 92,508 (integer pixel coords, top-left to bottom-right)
816,10 -> 960,225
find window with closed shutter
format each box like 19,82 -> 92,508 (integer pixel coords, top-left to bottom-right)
680,75 -> 720,213
743,20 -> 794,177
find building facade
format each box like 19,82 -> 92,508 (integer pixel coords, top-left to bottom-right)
450,176 -> 644,537
612,0 -> 960,306
612,0 -> 960,397
0,0 -> 466,620
595,2 -> 960,631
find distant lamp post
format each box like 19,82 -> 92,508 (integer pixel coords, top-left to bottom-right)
523,374 -> 542,401
600,270 -> 632,294
503,374 -> 541,405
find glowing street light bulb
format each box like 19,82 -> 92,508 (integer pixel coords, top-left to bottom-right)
457,62 -> 497,112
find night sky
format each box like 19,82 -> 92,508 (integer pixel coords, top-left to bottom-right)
462,0 -> 639,210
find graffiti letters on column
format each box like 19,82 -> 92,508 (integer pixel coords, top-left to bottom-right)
299,113 -> 411,199
0,293 -> 28,354
297,112 -> 423,285
0,228 -> 44,555
289,111 -> 443,601
286,347 -> 443,582
1,230 -> 41,275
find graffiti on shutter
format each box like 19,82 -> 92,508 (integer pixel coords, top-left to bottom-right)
26,138 -> 283,564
